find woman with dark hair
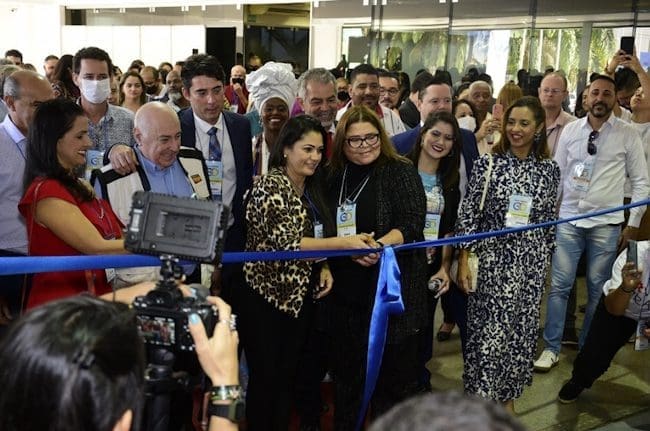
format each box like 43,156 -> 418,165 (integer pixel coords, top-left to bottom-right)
50,54 -> 80,101
0,294 -> 241,431
325,105 -> 427,427
455,96 -> 560,412
19,99 -> 125,308
406,111 -> 463,384
453,98 -> 479,133
240,115 -> 373,430
118,71 -> 146,113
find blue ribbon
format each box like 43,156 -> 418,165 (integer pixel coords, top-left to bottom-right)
355,246 -> 404,431
1,197 -> 650,428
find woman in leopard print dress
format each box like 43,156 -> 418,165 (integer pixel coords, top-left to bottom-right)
239,115 -> 374,430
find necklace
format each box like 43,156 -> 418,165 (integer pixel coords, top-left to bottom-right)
284,169 -> 305,196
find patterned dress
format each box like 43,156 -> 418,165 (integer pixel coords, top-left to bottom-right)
456,151 -> 560,401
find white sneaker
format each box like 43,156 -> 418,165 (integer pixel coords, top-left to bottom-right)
534,350 -> 559,372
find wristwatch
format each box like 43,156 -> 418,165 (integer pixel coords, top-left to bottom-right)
207,399 -> 246,422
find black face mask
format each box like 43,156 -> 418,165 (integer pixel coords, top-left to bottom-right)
337,91 -> 350,102
232,78 -> 245,86
145,85 -> 158,95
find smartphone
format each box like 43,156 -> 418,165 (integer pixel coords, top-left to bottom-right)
627,239 -> 638,266
621,37 -> 635,55
492,103 -> 504,121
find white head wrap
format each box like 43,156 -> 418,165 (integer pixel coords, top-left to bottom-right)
245,61 -> 297,112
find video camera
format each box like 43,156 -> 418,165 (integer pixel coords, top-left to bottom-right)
125,191 -> 229,352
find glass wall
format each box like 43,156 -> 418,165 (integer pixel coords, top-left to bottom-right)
333,0 -> 650,105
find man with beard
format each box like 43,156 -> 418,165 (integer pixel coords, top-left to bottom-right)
534,74 -> 649,372
336,63 -> 406,136
296,67 -> 338,158
165,70 -> 190,112
378,69 -> 401,115
140,65 -> 166,100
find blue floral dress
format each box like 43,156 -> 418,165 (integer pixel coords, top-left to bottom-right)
456,151 -> 560,401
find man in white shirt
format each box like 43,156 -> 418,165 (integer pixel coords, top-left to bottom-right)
535,75 -> 650,372
557,241 -> 650,403
336,64 -> 406,136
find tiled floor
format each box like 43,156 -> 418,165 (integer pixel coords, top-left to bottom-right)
429,280 -> 650,431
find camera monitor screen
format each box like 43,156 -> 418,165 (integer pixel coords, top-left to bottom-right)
136,315 -> 176,347
125,191 -> 229,263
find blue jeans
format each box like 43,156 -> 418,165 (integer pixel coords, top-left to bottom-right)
543,223 -> 619,354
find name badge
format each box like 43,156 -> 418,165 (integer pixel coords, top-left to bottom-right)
505,194 -> 533,227
105,268 -> 116,283
314,222 -> 324,239
336,203 -> 357,237
570,160 -> 594,193
424,213 -> 441,241
206,159 -> 223,200
85,149 -> 104,181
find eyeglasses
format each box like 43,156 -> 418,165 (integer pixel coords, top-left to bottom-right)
346,133 -> 380,148
380,88 -> 400,96
587,130 -> 599,156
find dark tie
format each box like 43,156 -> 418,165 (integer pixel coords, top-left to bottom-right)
325,131 -> 333,160
208,127 -> 222,161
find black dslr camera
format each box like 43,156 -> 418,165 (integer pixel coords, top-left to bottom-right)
125,191 -> 229,352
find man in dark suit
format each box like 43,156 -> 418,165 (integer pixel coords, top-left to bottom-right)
179,54 -> 253,300
392,76 -> 479,186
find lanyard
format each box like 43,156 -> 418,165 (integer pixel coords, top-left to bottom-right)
338,164 -> 371,206
304,190 -> 321,222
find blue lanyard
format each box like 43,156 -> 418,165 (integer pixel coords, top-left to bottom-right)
303,190 -> 321,223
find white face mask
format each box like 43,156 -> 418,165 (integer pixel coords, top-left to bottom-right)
81,78 -> 111,104
457,115 -> 477,132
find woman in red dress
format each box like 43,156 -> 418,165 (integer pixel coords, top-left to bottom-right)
19,99 -> 128,308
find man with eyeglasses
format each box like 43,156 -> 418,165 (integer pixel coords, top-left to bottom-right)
539,72 -> 576,156
336,64 -> 406,136
0,70 -> 54,328
535,74 -> 649,373
378,69 -> 401,114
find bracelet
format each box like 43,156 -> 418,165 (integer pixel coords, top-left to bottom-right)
210,385 -> 243,402
376,240 -> 385,248
620,285 -> 636,294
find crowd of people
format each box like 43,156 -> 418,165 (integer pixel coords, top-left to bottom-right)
0,44 -> 649,430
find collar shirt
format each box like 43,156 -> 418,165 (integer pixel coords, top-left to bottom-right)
0,115 -> 28,253
546,110 -> 577,157
336,102 -> 406,136
81,102 -> 136,152
624,121 -> 650,198
193,112 -> 235,227
603,241 -> 650,321
555,114 -> 649,228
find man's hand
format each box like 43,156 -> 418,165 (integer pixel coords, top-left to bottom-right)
108,145 -> 138,175
617,226 -> 639,254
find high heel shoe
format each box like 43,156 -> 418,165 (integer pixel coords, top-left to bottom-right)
436,322 -> 454,341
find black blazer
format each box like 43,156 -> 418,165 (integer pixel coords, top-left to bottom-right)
178,108 -> 253,253
392,125 -> 480,181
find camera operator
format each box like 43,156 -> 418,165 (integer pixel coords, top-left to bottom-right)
557,241 -> 650,403
224,65 -> 249,115
0,293 -> 240,431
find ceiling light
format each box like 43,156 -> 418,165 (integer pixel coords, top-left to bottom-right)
236,3 -> 241,9
119,7 -> 125,13
93,8 -> 99,13
148,6 -> 155,13
314,0 -> 319,6
363,0 -> 369,5
201,4 -> 206,11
